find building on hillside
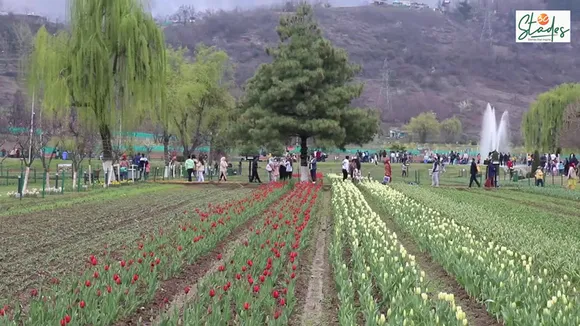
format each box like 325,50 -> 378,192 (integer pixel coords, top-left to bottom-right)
389,129 -> 407,139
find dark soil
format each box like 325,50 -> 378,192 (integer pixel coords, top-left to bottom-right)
289,189 -> 338,326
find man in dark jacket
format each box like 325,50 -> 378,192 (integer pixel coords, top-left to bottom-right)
469,158 -> 481,188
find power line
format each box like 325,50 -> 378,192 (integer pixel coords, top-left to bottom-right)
480,0 -> 493,46
378,57 -> 392,118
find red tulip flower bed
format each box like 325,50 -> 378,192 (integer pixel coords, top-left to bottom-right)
0,183 -> 287,326
157,182 -> 321,325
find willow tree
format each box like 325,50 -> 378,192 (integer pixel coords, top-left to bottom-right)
238,4 -> 379,181
171,45 -> 235,159
28,0 -> 165,186
522,83 -> 580,152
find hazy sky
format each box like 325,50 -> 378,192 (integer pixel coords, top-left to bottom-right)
1,0 -> 439,19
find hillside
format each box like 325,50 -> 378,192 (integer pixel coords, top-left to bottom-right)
164,6 -> 580,143
0,6 -> 578,144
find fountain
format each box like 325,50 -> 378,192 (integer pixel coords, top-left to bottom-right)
479,103 -> 510,158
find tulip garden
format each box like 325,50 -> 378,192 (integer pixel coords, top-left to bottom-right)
1,171 -> 579,325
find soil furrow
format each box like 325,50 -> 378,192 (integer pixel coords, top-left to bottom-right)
289,190 -> 335,326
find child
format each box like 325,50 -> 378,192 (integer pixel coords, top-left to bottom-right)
535,166 -> 544,187
353,166 -> 362,183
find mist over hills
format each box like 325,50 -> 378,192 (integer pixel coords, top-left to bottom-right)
0,0 -> 440,19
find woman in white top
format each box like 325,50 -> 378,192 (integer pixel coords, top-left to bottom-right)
341,156 -> 350,181
285,157 -> 293,179
219,157 -> 228,181
196,158 -> 205,182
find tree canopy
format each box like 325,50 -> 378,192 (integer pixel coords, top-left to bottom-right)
167,45 -> 235,158
440,116 -> 462,143
522,83 -> 580,152
238,3 -> 378,179
28,0 -> 166,163
404,111 -> 440,143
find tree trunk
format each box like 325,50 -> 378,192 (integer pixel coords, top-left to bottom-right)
72,170 -> 77,189
45,169 -> 50,189
300,136 -> 309,182
163,131 -> 170,178
99,123 -> 113,186
22,166 -> 30,194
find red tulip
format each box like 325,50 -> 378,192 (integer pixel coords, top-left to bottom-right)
253,285 -> 260,293
30,289 -> 38,297
236,273 -> 242,280
274,310 -> 281,319
217,253 -> 222,260
64,315 -> 71,323
272,290 -> 279,299
292,265 -> 297,270
184,286 -> 190,294
79,300 -> 85,309
96,289 -> 101,297
248,277 -> 254,285
93,271 -> 99,279
107,285 -> 112,293
115,278 -> 121,285
133,274 -> 139,282
120,260 -> 126,267
209,289 -> 216,297
60,319 -> 66,326
259,275 -> 265,283
247,259 -> 253,267
104,265 -> 109,271
177,245 -> 182,251
243,302 -> 250,310
279,298 -> 286,306
85,280 -> 91,287
291,272 -> 296,279
0,309 -> 4,317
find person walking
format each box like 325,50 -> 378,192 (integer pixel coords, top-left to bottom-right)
219,157 -> 228,182
431,155 -> 440,187
185,155 -> 195,182
383,158 -> 392,184
196,158 -> 205,182
469,158 -> 481,188
285,157 -> 293,180
310,155 -> 318,183
567,163 -> 577,190
341,156 -> 350,181
250,156 -> 262,183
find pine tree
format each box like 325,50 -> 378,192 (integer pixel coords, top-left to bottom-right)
238,3 -> 379,181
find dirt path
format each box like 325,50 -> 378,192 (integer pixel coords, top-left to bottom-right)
289,189 -> 338,326
364,195 -> 500,326
115,212 -> 258,325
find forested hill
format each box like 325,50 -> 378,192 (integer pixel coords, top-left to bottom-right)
0,4 -> 579,143
164,4 -> 580,143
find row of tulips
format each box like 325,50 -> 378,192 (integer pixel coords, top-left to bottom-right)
158,182 -> 321,325
361,180 -> 580,325
328,175 -> 465,325
0,183 -> 287,326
